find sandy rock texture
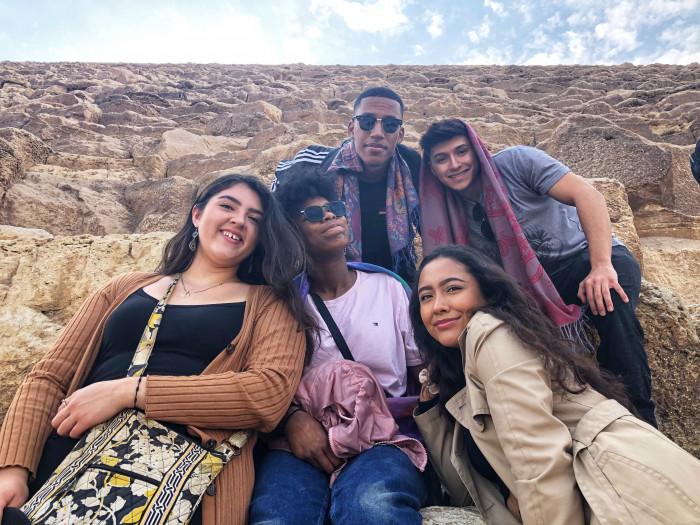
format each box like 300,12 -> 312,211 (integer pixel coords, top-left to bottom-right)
1,63 -> 700,458
420,506 -> 486,524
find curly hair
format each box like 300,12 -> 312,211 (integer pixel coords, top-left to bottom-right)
273,168 -> 339,223
409,245 -> 632,416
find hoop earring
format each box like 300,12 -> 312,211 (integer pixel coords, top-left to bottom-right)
189,229 -> 199,252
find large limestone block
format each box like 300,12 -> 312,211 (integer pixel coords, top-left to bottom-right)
0,172 -> 131,236
641,237 -> 700,310
0,127 -> 51,192
637,280 -> 700,457
634,204 -> 700,239
0,233 -> 170,417
538,114 -> 672,211
153,129 -> 248,161
125,176 -> 197,233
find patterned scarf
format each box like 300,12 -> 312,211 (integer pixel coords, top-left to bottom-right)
327,139 -> 421,273
420,120 -> 582,329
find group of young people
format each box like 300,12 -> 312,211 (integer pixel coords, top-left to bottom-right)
0,87 -> 698,525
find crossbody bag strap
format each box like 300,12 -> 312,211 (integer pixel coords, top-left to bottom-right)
309,291 -> 355,362
126,273 -> 181,377
123,273 -> 249,449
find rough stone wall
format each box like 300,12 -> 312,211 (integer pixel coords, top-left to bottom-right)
1,62 -> 700,456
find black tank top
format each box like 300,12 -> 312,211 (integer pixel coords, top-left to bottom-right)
84,288 -> 245,385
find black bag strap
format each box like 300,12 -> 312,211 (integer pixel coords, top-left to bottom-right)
309,292 -> 355,362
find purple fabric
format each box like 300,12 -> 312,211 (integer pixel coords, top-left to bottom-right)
328,140 -> 420,272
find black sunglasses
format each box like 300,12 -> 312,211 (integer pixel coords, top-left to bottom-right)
300,201 -> 347,222
353,115 -> 403,134
472,203 -> 495,241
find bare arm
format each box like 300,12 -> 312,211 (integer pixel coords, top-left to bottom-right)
547,172 -> 628,315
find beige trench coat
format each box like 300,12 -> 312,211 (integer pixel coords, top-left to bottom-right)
415,312 -> 700,525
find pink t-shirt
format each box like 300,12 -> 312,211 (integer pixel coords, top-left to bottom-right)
306,270 -> 422,398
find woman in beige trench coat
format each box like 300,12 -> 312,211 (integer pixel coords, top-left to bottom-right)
411,245 -> 700,525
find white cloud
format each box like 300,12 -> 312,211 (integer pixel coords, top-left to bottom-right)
527,29 -> 550,49
547,12 -> 562,27
515,2 -> 533,24
59,7 -> 281,64
412,44 -> 424,56
484,0 -> 507,18
467,19 -> 491,43
309,0 -> 409,33
566,10 -> 599,27
594,22 -> 638,56
426,10 -> 444,38
522,30 -> 597,65
635,22 -> 700,63
456,45 -> 512,65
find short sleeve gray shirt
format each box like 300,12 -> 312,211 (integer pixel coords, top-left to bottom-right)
468,146 -> 620,274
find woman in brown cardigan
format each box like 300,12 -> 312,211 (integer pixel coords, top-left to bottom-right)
0,174 -> 314,525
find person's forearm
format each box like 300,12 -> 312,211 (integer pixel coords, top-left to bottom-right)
574,185 -> 613,268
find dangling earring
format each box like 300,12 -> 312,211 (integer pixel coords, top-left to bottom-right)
189,229 -> 199,252
248,257 -> 254,274
343,247 -> 347,256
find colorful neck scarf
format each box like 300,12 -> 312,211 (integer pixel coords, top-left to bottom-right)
420,120 -> 581,328
327,140 -> 421,273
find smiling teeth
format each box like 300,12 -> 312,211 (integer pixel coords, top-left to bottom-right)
223,232 -> 241,241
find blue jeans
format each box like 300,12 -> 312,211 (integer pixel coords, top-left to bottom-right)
249,447 -> 426,525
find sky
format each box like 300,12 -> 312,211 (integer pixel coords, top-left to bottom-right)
1,0 -> 699,65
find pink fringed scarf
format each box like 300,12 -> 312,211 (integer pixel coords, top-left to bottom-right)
420,120 -> 581,328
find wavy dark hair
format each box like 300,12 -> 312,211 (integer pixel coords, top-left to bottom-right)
419,118 -> 469,158
156,173 -> 316,354
409,245 -> 632,416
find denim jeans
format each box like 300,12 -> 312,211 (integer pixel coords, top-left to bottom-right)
249,446 -> 426,525
547,244 -> 657,426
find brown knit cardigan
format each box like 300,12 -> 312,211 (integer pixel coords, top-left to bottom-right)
0,272 -> 306,525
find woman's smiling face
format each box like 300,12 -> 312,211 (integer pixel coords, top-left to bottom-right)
192,182 -> 263,269
417,256 -> 486,348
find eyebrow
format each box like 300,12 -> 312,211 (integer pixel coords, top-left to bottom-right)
217,195 -> 264,216
417,277 -> 467,293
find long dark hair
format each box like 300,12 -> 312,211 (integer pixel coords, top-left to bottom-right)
409,245 -> 632,415
157,173 -> 316,352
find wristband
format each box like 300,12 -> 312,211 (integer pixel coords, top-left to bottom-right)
277,406 -> 302,434
133,375 -> 143,409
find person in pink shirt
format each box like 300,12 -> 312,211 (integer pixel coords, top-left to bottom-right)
249,171 -> 427,524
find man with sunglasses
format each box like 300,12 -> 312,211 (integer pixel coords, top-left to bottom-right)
418,118 -> 656,427
272,87 -> 421,282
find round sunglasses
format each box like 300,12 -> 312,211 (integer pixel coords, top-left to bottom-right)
300,201 -> 347,222
353,115 -> 403,134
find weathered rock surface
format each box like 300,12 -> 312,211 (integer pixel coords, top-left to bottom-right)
1,63 -> 700,462
0,232 -> 170,408
0,127 -> 51,192
420,506 -> 486,524
637,280 -> 700,457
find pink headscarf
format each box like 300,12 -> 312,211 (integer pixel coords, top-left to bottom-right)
420,119 -> 581,328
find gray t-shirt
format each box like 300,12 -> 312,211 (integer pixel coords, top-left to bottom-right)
466,146 -> 620,274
